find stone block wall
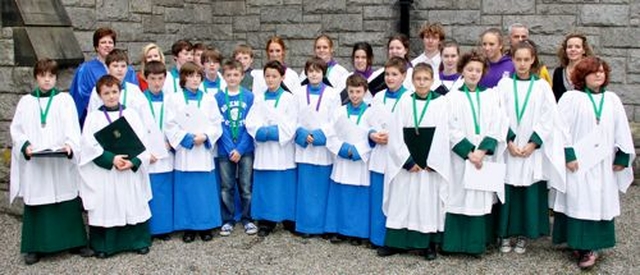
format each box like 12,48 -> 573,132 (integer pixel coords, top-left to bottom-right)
1,0 -> 639,188
56,0 -> 638,117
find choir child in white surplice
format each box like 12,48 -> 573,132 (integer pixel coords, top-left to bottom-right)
441,50 -> 509,256
165,62 -> 223,243
368,57 -> 409,248
140,61 -> 175,240
551,57 -> 635,269
11,59 -> 91,265
79,75 -> 152,258
495,40 -> 566,255
245,60 -> 299,237
324,74 -> 374,245
377,63 -> 451,260
293,57 -> 341,237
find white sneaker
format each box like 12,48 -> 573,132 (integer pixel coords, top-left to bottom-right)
500,238 -> 512,253
220,223 -> 234,236
514,237 -> 527,254
244,222 -> 258,235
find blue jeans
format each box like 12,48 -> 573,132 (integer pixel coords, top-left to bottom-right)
217,153 -> 254,225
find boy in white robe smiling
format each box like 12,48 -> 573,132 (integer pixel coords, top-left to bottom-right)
79,75 -> 152,258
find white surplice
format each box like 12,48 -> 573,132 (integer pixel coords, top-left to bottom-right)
164,91 -> 222,172
368,90 -> 410,174
294,84 -> 341,165
326,105 -> 374,186
496,76 -> 566,190
446,86 -> 508,216
10,92 -> 82,205
245,90 -> 298,170
78,108 -> 152,227
551,90 -> 635,221
383,92 -> 451,233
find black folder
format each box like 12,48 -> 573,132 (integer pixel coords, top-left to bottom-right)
31,149 -> 68,158
94,116 -> 146,159
403,127 -> 435,169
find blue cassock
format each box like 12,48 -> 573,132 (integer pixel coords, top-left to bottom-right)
69,58 -> 139,126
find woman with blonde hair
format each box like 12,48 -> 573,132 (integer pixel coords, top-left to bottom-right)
137,43 -> 166,91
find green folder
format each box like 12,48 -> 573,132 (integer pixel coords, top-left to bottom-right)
94,116 -> 146,159
403,127 -> 435,169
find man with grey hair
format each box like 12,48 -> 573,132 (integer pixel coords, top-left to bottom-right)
508,23 -> 529,48
506,23 -> 552,85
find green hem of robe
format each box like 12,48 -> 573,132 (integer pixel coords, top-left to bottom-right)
442,208 -> 498,255
497,181 -> 550,238
552,213 -> 615,250
89,222 -> 151,256
21,198 -> 88,253
385,229 -> 442,250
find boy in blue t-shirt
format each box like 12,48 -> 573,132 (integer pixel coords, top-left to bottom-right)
215,60 -> 257,236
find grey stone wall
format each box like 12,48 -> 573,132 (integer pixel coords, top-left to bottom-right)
1,0 -> 639,188
60,0 -> 639,119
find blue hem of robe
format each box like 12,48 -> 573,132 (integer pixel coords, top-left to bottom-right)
173,170 -> 222,230
295,164 -> 332,234
148,172 -> 174,235
324,180 -> 371,239
251,169 -> 297,222
369,171 -> 387,246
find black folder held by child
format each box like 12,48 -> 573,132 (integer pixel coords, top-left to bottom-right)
94,116 -> 146,159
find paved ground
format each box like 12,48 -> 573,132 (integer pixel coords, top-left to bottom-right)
1,185 -> 638,274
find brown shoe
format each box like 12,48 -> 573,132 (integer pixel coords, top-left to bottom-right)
578,251 -> 597,269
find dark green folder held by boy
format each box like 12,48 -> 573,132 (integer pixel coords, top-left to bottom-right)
403,127 -> 435,169
94,116 -> 146,159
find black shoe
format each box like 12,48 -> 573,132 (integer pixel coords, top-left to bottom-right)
200,231 -> 213,242
329,235 -> 346,244
154,234 -> 171,241
137,247 -> 150,255
299,233 -> 312,239
282,221 -> 296,233
350,238 -> 362,246
95,252 -> 108,259
70,247 -> 95,258
377,246 -> 401,257
24,253 -> 40,265
257,228 -> 271,237
424,247 -> 437,261
182,232 -> 196,243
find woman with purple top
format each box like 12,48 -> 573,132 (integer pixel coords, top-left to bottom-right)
435,40 -> 462,95
478,28 -> 515,88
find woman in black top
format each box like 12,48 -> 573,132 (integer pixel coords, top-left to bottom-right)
552,33 -> 594,101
